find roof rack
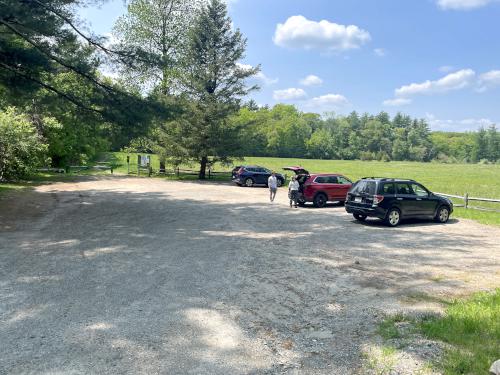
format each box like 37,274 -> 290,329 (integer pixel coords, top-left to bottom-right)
361,177 -> 416,182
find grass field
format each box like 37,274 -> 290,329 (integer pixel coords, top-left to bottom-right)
108,152 -> 500,226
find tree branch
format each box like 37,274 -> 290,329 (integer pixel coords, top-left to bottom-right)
0,61 -> 105,116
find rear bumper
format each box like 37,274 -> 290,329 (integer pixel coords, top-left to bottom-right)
345,203 -> 387,219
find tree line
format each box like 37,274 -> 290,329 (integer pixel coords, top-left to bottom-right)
235,104 -> 500,163
0,0 -> 498,181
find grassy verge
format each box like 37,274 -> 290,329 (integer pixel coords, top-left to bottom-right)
419,289 -> 500,375
378,289 -> 500,374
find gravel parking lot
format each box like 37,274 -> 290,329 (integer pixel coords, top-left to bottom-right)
1,176 -> 499,374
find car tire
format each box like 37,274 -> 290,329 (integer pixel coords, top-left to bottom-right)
313,193 -> 327,208
435,206 -> 450,223
385,207 -> 401,227
277,179 -> 283,187
353,213 -> 367,221
244,178 -> 254,187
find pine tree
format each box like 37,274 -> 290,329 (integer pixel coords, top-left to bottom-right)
160,0 -> 259,179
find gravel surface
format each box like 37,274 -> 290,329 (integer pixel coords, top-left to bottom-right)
0,176 -> 499,374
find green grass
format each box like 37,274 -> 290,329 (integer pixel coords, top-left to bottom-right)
376,290 -> 500,374
419,289 -> 500,375
377,313 -> 407,340
108,153 -> 500,225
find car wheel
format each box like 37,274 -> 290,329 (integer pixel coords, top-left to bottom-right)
353,213 -> 367,221
277,179 -> 283,187
385,208 -> 401,227
313,193 -> 327,208
435,206 -> 450,223
245,178 -> 254,187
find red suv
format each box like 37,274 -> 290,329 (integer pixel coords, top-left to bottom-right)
284,167 -> 353,208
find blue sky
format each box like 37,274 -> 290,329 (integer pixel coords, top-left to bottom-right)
79,0 -> 500,131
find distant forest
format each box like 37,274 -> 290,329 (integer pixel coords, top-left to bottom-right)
235,103 -> 500,164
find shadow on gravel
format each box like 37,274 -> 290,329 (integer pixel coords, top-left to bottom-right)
0,182 -> 497,374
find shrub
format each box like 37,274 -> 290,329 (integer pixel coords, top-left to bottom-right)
0,107 -> 49,181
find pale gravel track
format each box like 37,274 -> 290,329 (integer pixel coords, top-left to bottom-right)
0,176 -> 499,374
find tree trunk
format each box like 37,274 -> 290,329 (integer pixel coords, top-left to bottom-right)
199,156 -> 208,179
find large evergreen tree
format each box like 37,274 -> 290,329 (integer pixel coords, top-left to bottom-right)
157,0 -> 258,179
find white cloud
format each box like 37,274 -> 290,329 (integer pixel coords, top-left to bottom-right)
306,93 -> 349,110
439,65 -> 455,73
374,48 -> 386,57
395,69 -> 476,97
256,73 -> 279,85
237,63 -> 278,86
477,70 -> 500,91
426,113 -> 496,131
436,0 -> 495,10
273,88 -> 307,101
273,15 -> 371,52
383,98 -> 412,107
300,75 -> 323,86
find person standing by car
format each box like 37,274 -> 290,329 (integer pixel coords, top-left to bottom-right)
268,172 -> 278,202
288,176 -> 300,208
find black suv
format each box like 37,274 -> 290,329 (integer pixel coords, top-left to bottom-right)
345,178 -> 453,226
232,166 -> 285,187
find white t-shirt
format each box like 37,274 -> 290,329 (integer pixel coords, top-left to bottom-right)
288,180 -> 300,191
268,176 -> 278,189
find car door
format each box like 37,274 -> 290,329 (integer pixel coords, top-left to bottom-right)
257,168 -> 267,184
323,175 -> 338,200
395,182 -> 418,217
313,176 -> 329,198
410,183 -> 437,216
254,168 -> 268,184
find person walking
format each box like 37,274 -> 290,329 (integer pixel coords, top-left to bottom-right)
268,172 -> 278,202
288,176 -> 300,208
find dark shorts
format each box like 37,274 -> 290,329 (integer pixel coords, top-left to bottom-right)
270,187 -> 277,193
289,190 -> 299,199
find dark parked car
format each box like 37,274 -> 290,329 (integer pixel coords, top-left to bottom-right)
283,166 -> 352,207
232,165 -> 285,187
345,177 -> 453,226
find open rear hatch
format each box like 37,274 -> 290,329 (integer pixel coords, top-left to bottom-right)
283,166 -> 309,175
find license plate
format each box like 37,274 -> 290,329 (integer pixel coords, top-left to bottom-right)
354,197 -> 362,203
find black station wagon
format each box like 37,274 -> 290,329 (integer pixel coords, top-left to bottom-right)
345,178 -> 454,227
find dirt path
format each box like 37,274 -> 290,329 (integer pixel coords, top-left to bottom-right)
1,177 -> 499,374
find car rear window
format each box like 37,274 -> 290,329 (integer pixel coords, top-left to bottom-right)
350,180 -> 376,195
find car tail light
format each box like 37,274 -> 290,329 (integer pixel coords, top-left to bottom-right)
373,195 -> 384,205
